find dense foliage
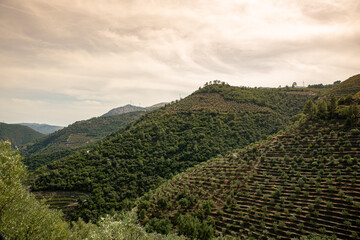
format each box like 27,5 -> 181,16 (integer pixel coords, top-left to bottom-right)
0,141 -> 189,239
0,141 -> 71,239
303,95 -> 359,127
32,83 -> 315,222
0,122 -> 44,147
21,111 -> 145,170
138,96 -> 359,239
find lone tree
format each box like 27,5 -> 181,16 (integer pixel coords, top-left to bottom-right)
292,82 -> 297,88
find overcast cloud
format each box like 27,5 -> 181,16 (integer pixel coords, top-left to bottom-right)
0,0 -> 359,125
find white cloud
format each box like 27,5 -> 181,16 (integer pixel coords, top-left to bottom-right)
0,0 -> 359,124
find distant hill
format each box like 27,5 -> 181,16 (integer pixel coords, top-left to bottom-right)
325,74 -> 360,97
32,82 -> 316,222
102,103 -> 168,117
21,111 -> 145,170
146,102 -> 168,111
0,122 -> 44,146
138,97 -> 359,239
18,123 -> 63,134
102,104 -> 147,117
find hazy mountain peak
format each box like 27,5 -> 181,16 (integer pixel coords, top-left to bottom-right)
102,102 -> 168,117
102,104 -> 146,117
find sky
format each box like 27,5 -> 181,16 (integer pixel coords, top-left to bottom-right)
0,0 -> 359,126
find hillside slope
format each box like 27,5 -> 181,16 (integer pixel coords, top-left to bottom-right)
0,122 -> 44,146
32,82 -> 316,222
18,123 -> 63,134
138,99 -> 359,239
325,74 -> 360,97
22,111 -> 145,170
1,140 -> 186,240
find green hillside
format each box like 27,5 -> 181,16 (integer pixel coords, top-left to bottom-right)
138,98 -> 359,239
32,82 -> 316,222
0,141 -> 72,239
0,122 -> 44,146
325,74 -> 360,97
21,111 -> 145,170
1,140 -> 186,240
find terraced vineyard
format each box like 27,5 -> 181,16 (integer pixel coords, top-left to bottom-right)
33,191 -> 89,218
326,74 -> 360,98
138,116 -> 360,239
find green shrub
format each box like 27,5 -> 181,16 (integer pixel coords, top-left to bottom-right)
177,214 -> 213,240
157,196 -> 168,209
326,201 -> 333,209
0,141 -> 72,240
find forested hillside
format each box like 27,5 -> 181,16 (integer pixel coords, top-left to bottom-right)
0,140 -> 186,240
21,111 -> 145,170
138,96 -> 359,239
32,82 -> 315,222
0,122 -> 44,146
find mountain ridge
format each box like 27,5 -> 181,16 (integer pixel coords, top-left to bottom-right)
0,122 -> 45,146
102,104 -> 147,117
21,111 -> 145,170
18,123 -> 64,134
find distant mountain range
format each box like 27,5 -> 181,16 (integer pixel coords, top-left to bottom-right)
102,103 -> 168,117
18,123 -> 64,134
0,122 -> 44,146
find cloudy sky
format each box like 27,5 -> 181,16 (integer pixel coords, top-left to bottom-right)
0,0 -> 359,126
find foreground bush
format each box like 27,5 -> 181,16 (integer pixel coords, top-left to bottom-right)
0,141 -> 71,239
